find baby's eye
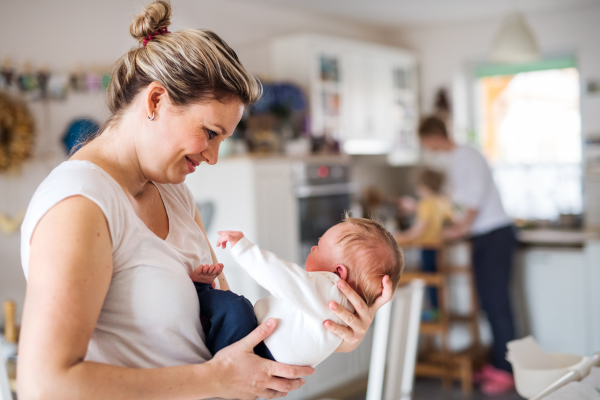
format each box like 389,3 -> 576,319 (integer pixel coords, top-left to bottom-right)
206,129 -> 218,140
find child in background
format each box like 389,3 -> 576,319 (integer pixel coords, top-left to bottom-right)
396,167 -> 453,316
191,215 -> 404,367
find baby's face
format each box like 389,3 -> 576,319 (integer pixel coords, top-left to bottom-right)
305,223 -> 349,274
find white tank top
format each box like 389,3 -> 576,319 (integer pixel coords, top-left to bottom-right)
21,160 -> 214,368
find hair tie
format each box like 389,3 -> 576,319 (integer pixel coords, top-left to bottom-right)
143,27 -> 171,47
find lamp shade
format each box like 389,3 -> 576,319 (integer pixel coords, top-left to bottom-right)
490,12 -> 540,64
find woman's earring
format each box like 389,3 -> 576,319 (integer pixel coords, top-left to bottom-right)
148,112 -> 155,121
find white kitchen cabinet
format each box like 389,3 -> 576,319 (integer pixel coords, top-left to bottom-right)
270,34 -> 419,163
518,244 -> 600,356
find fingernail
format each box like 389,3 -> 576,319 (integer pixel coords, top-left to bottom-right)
338,281 -> 347,288
266,319 -> 274,327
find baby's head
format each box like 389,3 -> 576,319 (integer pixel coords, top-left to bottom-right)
305,215 -> 404,306
416,167 -> 446,198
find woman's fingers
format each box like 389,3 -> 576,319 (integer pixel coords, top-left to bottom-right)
266,376 -> 306,393
323,319 -> 353,340
370,275 -> 394,313
267,361 -> 314,380
235,318 -> 277,352
261,389 -> 287,399
328,300 -> 360,328
335,280 -> 370,321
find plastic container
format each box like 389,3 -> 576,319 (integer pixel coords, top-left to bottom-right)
512,353 -> 583,398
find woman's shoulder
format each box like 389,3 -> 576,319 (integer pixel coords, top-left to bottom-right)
44,160 -> 120,188
29,160 -> 127,213
22,161 -> 127,274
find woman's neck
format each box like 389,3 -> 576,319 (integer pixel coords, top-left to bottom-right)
74,114 -> 149,199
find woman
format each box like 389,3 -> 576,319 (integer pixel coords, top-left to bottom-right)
417,116 -> 516,394
17,2 -> 393,399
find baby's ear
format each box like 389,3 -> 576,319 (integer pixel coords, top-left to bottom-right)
335,265 -> 348,281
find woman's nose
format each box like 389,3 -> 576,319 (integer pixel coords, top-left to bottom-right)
202,143 -> 219,165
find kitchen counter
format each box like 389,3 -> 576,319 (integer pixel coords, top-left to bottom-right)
517,228 -> 600,247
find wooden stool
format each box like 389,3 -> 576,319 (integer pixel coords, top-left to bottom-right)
398,242 -> 486,394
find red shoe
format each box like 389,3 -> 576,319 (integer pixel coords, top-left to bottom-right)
479,364 -> 514,395
473,364 -> 498,384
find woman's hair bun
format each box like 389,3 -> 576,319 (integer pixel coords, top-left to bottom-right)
130,0 -> 172,43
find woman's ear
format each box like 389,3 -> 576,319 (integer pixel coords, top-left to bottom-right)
335,265 -> 348,281
145,82 -> 168,118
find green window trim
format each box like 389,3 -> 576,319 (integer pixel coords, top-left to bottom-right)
475,57 -> 577,78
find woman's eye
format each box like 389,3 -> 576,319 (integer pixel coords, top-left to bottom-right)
206,129 -> 218,140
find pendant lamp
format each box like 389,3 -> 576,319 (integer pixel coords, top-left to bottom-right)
490,12 -> 540,64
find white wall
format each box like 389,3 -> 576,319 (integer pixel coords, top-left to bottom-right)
0,0 -> 390,324
392,2 -> 600,131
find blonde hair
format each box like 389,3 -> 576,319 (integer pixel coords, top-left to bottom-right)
105,0 -> 261,131
416,167 -> 446,194
337,214 -> 404,307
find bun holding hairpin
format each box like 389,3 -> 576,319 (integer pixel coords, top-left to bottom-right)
143,27 -> 171,47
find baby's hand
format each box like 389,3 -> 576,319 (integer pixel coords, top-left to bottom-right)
216,230 -> 245,249
190,263 -> 224,285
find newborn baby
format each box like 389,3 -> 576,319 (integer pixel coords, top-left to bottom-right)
192,215 -> 404,367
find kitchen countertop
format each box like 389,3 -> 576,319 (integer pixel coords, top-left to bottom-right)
518,228 -> 600,247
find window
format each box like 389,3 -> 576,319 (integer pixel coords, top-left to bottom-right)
476,60 -> 581,221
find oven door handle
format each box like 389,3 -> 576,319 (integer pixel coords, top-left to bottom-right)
295,182 -> 359,198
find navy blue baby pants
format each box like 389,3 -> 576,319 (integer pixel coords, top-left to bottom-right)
194,282 -> 275,360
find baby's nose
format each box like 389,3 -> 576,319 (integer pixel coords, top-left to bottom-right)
311,246 -> 317,252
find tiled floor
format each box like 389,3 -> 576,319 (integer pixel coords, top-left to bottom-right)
345,377 -> 523,400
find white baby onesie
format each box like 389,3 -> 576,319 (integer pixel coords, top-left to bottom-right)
230,237 -> 354,367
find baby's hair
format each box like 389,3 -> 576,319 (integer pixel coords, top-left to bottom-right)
336,213 -> 404,307
416,167 -> 446,194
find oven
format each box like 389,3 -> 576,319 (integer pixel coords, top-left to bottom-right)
292,161 -> 358,262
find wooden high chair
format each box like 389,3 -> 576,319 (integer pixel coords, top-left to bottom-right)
397,241 -> 487,394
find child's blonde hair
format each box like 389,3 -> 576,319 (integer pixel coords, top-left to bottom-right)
416,167 -> 446,194
336,214 -> 404,307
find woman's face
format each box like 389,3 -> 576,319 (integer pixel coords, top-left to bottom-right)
141,95 -> 244,184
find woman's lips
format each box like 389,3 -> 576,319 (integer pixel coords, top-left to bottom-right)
185,156 -> 196,173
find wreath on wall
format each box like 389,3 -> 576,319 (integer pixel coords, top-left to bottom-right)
0,91 -> 35,172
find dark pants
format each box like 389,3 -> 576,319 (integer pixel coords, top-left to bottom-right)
471,225 -> 516,372
194,283 -> 275,360
421,249 -> 439,309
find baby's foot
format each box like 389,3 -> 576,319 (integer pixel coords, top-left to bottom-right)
190,263 -> 224,284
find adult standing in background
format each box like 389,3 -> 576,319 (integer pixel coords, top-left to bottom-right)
17,2 -> 392,399
418,116 -> 516,394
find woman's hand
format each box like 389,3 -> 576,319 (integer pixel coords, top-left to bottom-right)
209,318 -> 315,400
325,276 -> 394,353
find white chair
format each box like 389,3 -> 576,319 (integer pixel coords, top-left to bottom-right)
0,358 -> 12,400
366,279 -> 425,400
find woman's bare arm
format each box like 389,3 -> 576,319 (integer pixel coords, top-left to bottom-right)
18,196 -> 312,400
194,206 -> 230,291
